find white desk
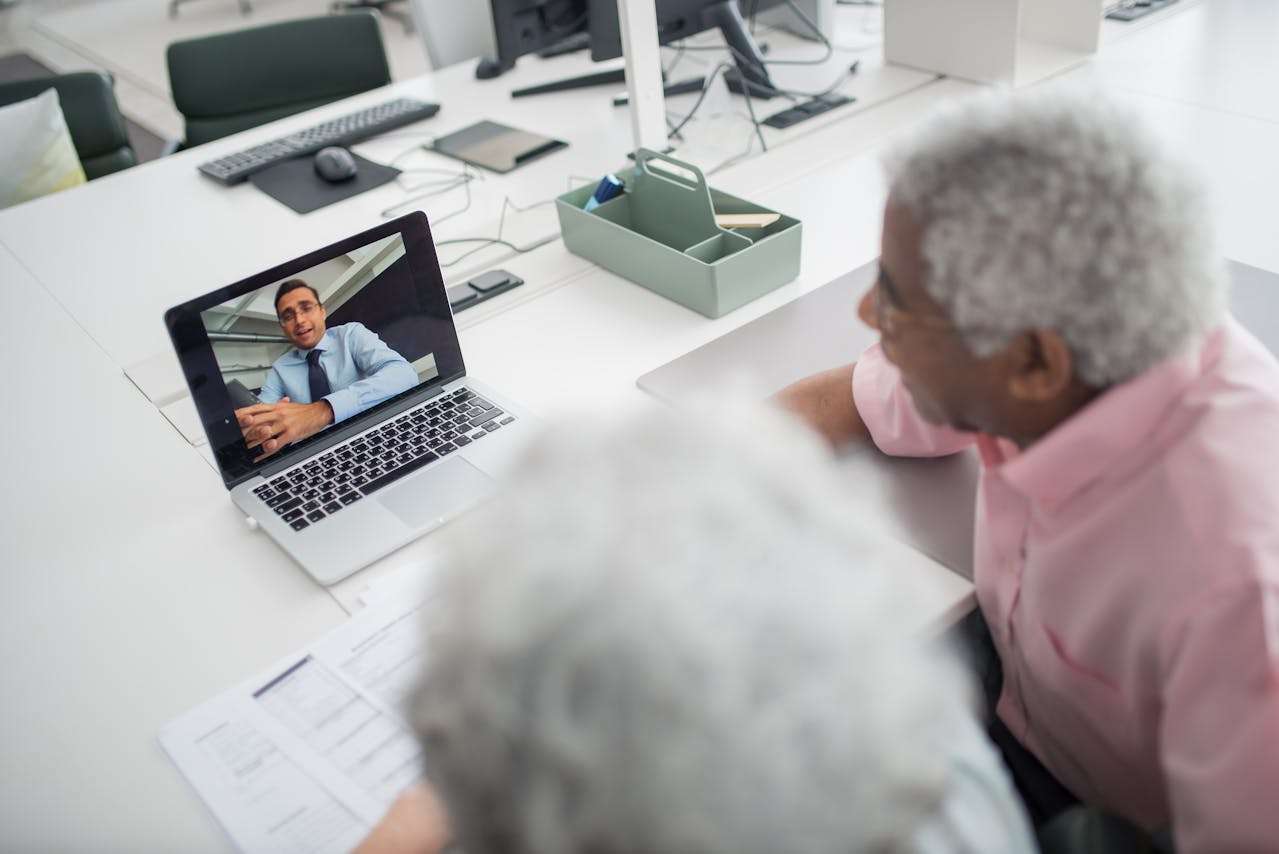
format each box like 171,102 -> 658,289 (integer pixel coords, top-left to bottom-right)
0,243 -> 347,850
0,35 -> 967,850
3,0 -> 1277,847
0,27 -> 938,373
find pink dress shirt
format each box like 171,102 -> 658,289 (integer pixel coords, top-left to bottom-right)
852,318 -> 1279,853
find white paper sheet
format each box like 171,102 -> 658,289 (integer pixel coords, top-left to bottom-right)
160,596 -> 431,852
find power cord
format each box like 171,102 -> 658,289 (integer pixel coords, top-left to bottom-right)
669,0 -> 853,103
381,164 -> 478,223
751,0 -> 835,67
430,175 -> 598,269
434,194 -> 557,268
676,0 -> 833,69
369,137 -> 599,270
663,41 -> 687,77
666,0 -> 855,157
667,61 -> 736,141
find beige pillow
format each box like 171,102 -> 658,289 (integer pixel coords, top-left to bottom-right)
0,87 -> 87,209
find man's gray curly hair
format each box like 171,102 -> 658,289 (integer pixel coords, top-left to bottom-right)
883,87 -> 1226,387
412,405 -> 1008,854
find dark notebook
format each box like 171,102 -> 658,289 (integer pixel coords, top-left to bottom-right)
428,120 -> 567,174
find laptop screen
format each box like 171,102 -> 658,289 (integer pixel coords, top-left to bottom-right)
166,213 -> 464,488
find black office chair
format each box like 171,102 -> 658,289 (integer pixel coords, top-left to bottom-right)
0,71 -> 137,179
165,12 -> 392,150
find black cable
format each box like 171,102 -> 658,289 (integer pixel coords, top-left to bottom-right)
673,0 -> 833,67
666,1 -> 849,100
758,0 -> 834,67
666,61 -> 734,140
664,61 -> 769,170
703,39 -> 852,100
665,0 -> 871,171
663,42 -> 686,77
741,73 -> 768,153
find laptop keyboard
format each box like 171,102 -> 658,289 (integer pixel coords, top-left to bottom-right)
249,387 -> 515,532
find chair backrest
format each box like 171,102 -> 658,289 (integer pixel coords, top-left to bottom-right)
0,71 -> 136,179
166,12 -> 392,149
408,0 -> 495,69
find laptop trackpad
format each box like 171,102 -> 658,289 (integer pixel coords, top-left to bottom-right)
378,457 -> 496,528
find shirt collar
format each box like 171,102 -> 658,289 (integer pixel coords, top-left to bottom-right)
284,327 -> 333,362
992,327 -> 1220,508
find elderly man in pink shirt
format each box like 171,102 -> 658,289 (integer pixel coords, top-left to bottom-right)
779,88 -> 1279,853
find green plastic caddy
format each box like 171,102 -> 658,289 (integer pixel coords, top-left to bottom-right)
556,149 -> 802,319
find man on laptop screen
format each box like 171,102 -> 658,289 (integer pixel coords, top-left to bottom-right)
168,213 -> 531,585
235,279 -> 418,459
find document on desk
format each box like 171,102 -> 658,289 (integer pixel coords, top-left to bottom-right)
160,596 -> 432,853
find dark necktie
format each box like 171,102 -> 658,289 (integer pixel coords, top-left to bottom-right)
306,349 -> 331,403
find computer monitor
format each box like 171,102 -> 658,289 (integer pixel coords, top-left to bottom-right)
483,0 -> 589,77
589,0 -> 790,97
485,0 -> 700,99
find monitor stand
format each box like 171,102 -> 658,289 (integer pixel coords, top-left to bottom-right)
513,66 -> 628,97
706,0 -> 782,99
512,69 -> 705,100
538,30 -> 592,59
724,70 -> 782,100
508,0 -> 781,101
475,30 -> 590,81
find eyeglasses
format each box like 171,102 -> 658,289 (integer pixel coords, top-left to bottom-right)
869,269 -> 1007,363
870,269 -> 953,339
278,300 -> 320,325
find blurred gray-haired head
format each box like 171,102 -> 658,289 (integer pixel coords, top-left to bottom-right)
883,86 -> 1226,387
413,404 -> 978,854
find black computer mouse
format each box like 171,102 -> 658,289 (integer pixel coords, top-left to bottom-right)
474,56 -> 504,80
314,146 -> 358,182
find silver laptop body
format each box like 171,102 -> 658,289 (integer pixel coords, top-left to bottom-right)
166,213 -> 535,585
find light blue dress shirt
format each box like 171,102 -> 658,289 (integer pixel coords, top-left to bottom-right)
258,322 -> 419,424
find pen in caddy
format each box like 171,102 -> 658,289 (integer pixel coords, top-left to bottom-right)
584,173 -> 625,212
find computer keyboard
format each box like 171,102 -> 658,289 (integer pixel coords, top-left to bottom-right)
197,97 -> 441,185
251,386 -> 515,532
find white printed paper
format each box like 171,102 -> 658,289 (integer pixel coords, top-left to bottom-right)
160,597 -> 431,852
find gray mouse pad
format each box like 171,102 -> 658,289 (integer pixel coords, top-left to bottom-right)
250,152 -> 400,214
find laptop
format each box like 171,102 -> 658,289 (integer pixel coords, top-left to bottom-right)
165,212 -> 535,585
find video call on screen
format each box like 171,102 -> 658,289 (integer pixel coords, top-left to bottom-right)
198,232 -> 442,411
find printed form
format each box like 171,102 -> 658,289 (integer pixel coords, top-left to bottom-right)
160,596 -> 433,853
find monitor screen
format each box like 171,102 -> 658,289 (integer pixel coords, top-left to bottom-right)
490,0 -> 588,71
587,0 -> 790,61
166,213 -> 464,488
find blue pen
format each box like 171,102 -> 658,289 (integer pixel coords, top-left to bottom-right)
584,173 -> 625,212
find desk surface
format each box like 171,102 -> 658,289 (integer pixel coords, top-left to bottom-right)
4,0 -> 1278,847
0,243 -> 348,850
0,27 -> 939,373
